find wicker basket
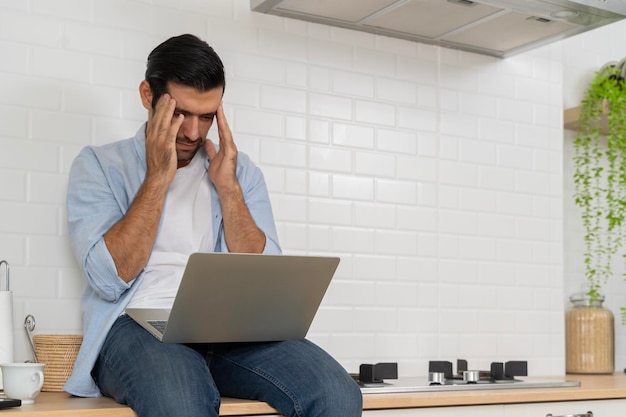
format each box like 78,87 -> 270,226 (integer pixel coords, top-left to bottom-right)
33,334 -> 83,392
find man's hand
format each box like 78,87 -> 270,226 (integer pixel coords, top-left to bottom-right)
145,93 -> 184,186
205,101 -> 238,195
104,93 -> 184,282
204,102 -> 266,253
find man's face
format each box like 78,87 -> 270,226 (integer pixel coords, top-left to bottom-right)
166,82 -> 224,168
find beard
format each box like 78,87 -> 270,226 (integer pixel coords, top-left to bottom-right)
176,136 -> 203,166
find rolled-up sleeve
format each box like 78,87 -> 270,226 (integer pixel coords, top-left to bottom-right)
67,148 -> 133,302
234,153 -> 281,255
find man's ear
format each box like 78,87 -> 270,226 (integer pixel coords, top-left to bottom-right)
139,80 -> 153,110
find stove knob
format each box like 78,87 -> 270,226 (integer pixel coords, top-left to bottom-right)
463,370 -> 480,383
428,371 -> 445,385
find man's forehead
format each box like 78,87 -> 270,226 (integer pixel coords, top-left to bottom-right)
166,83 -> 223,115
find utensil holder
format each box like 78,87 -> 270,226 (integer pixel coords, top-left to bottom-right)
33,334 -> 83,392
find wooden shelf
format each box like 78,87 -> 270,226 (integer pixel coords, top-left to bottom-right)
564,105 -> 582,131
564,102 -> 610,134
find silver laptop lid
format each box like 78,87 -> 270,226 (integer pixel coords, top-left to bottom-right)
154,252 -> 339,343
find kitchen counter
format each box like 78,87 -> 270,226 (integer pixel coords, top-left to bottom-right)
0,394 -> 277,416
2,374 -> 626,416
362,373 -> 626,410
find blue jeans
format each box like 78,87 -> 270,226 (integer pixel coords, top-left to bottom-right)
91,315 -> 363,417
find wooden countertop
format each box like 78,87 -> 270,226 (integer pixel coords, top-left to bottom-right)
363,373 -> 626,410
2,374 -> 626,415
0,395 -> 277,416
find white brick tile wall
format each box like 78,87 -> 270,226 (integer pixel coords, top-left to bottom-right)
223,79 -> 260,108
284,168 -> 306,194
397,106 -> 437,132
0,40 -> 28,73
234,107 -> 283,137
397,206 -> 437,232
332,123 -> 374,149
356,99 -> 396,127
0,139 -> 58,172
308,38 -> 353,69
308,171 -> 330,196
458,92 -> 497,117
0,75 -> 62,109
308,66 -> 331,91
331,26 -> 375,49
396,56 -> 437,84
28,173 -> 68,204
438,160 -> 478,187
2,0 -> 602,375
355,151 -> 395,178
31,110 -> 91,143
63,83 -> 120,117
259,29 -> 307,62
0,10 -> 62,47
0,105 -> 28,138
332,227 -> 374,253
353,47 -> 396,78
332,70 -> 375,98
376,179 -> 417,205
32,0 -> 92,21
353,254 -> 395,280
309,146 -> 352,173
308,199 -> 351,225
332,175 -> 374,201
309,92 -> 352,120
234,54 -> 284,84
285,62 -> 307,88
0,170 -> 26,201
376,78 -> 416,105
0,202 -> 57,234
397,155 -> 435,182
32,46 -> 92,83
459,188 -> 497,212
92,56 -> 145,88
94,0 -> 152,33
260,140 -> 306,167
479,166 -> 516,191
93,117 -> 143,146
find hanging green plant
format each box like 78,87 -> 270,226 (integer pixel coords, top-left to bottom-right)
573,60 -> 626,322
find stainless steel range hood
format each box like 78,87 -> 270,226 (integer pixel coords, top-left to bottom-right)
251,0 -> 626,58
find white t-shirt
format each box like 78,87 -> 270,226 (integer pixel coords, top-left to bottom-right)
126,151 -> 212,309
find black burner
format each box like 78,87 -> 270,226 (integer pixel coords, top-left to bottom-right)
428,359 -> 527,383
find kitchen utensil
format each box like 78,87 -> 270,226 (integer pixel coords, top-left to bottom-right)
24,315 -> 37,363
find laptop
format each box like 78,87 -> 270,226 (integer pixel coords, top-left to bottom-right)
126,252 -> 339,343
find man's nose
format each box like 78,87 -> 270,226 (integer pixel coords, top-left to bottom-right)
181,116 -> 200,140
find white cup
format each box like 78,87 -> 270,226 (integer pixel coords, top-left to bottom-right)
0,363 -> 45,404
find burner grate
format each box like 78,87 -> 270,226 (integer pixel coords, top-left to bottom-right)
428,359 -> 528,384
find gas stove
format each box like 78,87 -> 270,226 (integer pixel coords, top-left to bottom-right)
357,359 -> 580,394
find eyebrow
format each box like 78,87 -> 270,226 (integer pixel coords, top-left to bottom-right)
174,106 -> 216,119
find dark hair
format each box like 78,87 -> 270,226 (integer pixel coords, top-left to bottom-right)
145,34 -> 225,108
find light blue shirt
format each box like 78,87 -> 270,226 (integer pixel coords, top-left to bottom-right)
64,125 -> 281,397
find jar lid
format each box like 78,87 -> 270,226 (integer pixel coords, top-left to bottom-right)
569,292 -> 605,307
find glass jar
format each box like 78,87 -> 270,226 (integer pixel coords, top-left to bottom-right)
565,293 -> 614,374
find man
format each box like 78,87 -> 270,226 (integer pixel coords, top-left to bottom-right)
65,34 -> 363,417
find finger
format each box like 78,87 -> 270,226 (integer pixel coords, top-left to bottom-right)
169,113 -> 184,138
158,95 -> 177,132
148,94 -> 171,130
216,102 -> 235,149
148,94 -> 174,135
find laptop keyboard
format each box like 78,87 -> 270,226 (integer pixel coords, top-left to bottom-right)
148,320 -> 167,335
